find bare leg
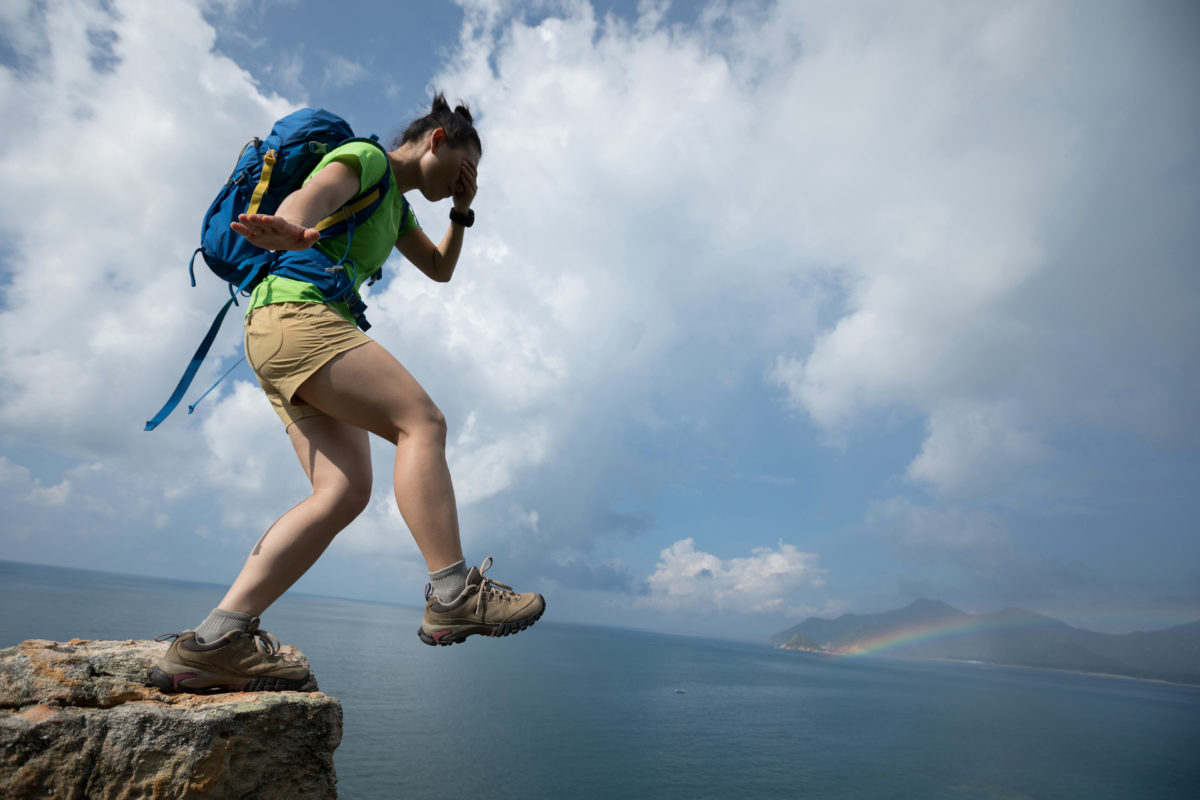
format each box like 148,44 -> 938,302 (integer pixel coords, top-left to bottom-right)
295,341 -> 465,572
218,415 -> 373,616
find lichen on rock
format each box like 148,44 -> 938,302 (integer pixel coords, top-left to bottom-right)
0,638 -> 341,800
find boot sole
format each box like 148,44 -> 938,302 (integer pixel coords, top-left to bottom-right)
147,665 -> 310,693
418,602 -> 545,647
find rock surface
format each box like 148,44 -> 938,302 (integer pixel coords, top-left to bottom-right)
0,638 -> 341,799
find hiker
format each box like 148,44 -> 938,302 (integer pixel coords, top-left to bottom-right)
151,95 -> 545,693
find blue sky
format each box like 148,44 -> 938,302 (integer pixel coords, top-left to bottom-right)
1,0 -> 1198,640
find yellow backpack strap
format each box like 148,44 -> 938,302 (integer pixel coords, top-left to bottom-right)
313,186 -> 383,233
246,149 -> 278,214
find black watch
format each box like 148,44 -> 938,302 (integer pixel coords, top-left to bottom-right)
449,208 -> 475,228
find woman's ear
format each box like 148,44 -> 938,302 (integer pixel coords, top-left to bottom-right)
429,127 -> 446,152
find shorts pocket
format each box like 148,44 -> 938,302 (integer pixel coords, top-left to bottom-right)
244,310 -> 284,374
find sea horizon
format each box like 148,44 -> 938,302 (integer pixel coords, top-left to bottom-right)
3,559 -> 1198,800
3,557 -> 1193,645
0,558 -> 770,647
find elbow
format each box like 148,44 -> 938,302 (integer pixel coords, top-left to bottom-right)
428,258 -> 455,283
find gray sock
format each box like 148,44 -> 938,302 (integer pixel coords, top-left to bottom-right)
192,608 -> 255,644
429,560 -> 468,602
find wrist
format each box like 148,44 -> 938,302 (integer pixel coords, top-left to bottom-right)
449,207 -> 474,228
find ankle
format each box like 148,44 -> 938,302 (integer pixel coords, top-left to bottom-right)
428,560 -> 468,602
192,608 -> 255,644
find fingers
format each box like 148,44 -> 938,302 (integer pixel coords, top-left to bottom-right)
230,214 -> 319,251
454,160 -> 478,203
237,213 -> 289,232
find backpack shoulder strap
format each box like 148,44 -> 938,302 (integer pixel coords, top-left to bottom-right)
312,138 -> 392,237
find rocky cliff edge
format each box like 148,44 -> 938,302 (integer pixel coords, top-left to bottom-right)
0,638 -> 341,799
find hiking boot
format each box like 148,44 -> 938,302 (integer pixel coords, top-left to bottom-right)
419,557 -> 545,646
147,619 -> 313,693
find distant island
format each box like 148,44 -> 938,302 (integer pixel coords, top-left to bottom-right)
769,599 -> 1200,685
780,634 -> 822,653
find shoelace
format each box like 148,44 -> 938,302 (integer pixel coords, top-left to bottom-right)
154,625 -> 283,656
247,627 -> 283,657
474,556 -> 518,617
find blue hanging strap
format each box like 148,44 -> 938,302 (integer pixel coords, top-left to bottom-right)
188,356 -> 246,415
187,247 -> 202,287
143,295 -> 237,431
144,265 -> 263,431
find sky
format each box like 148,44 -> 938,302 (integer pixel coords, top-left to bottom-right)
1,0 -> 1197,641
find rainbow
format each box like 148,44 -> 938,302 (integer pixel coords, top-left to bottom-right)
835,612 -> 1050,658
803,604 -> 1200,659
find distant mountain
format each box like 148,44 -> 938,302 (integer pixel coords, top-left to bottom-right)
770,601 -> 1200,685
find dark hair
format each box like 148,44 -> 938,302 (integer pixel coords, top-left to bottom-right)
394,92 -> 482,158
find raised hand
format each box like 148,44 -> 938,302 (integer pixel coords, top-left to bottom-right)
231,213 -> 320,251
452,159 -> 477,212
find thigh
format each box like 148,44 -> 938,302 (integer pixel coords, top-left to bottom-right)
286,414 -> 373,491
293,341 -> 440,444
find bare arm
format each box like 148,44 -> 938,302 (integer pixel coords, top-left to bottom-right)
394,159 -> 477,283
394,224 -> 465,283
230,161 -> 361,251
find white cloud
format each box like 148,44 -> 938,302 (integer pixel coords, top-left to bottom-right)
198,379 -> 310,531
266,51 -> 307,101
322,53 -> 367,90
0,0 -> 303,571
0,451 -> 197,566
366,1 -> 849,556
1,0 -> 1196,622
436,0 -> 1200,523
447,412 -> 550,505
26,478 -> 71,506
0,0 -> 291,451
0,455 -> 75,507
327,496 -> 420,561
869,496 -> 1013,569
867,495 -> 1105,608
752,0 -> 1200,495
906,400 -> 1053,497
0,456 -> 65,510
639,538 -> 825,615
201,381 -> 290,494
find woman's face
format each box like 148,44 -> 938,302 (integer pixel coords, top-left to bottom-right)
420,129 -> 480,202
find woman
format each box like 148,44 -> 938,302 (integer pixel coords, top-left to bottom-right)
151,95 -> 544,693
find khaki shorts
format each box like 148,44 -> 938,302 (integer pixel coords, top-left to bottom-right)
244,302 -> 373,428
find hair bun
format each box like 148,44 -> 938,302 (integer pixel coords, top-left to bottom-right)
396,90 -> 482,156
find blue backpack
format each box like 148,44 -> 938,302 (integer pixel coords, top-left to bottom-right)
145,108 -> 390,431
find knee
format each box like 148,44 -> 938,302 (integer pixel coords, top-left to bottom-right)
319,481 -> 372,525
341,481 -> 373,519
426,405 -> 448,445
401,403 -> 447,447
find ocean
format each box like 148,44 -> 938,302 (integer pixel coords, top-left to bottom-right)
2,560 -> 1197,799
